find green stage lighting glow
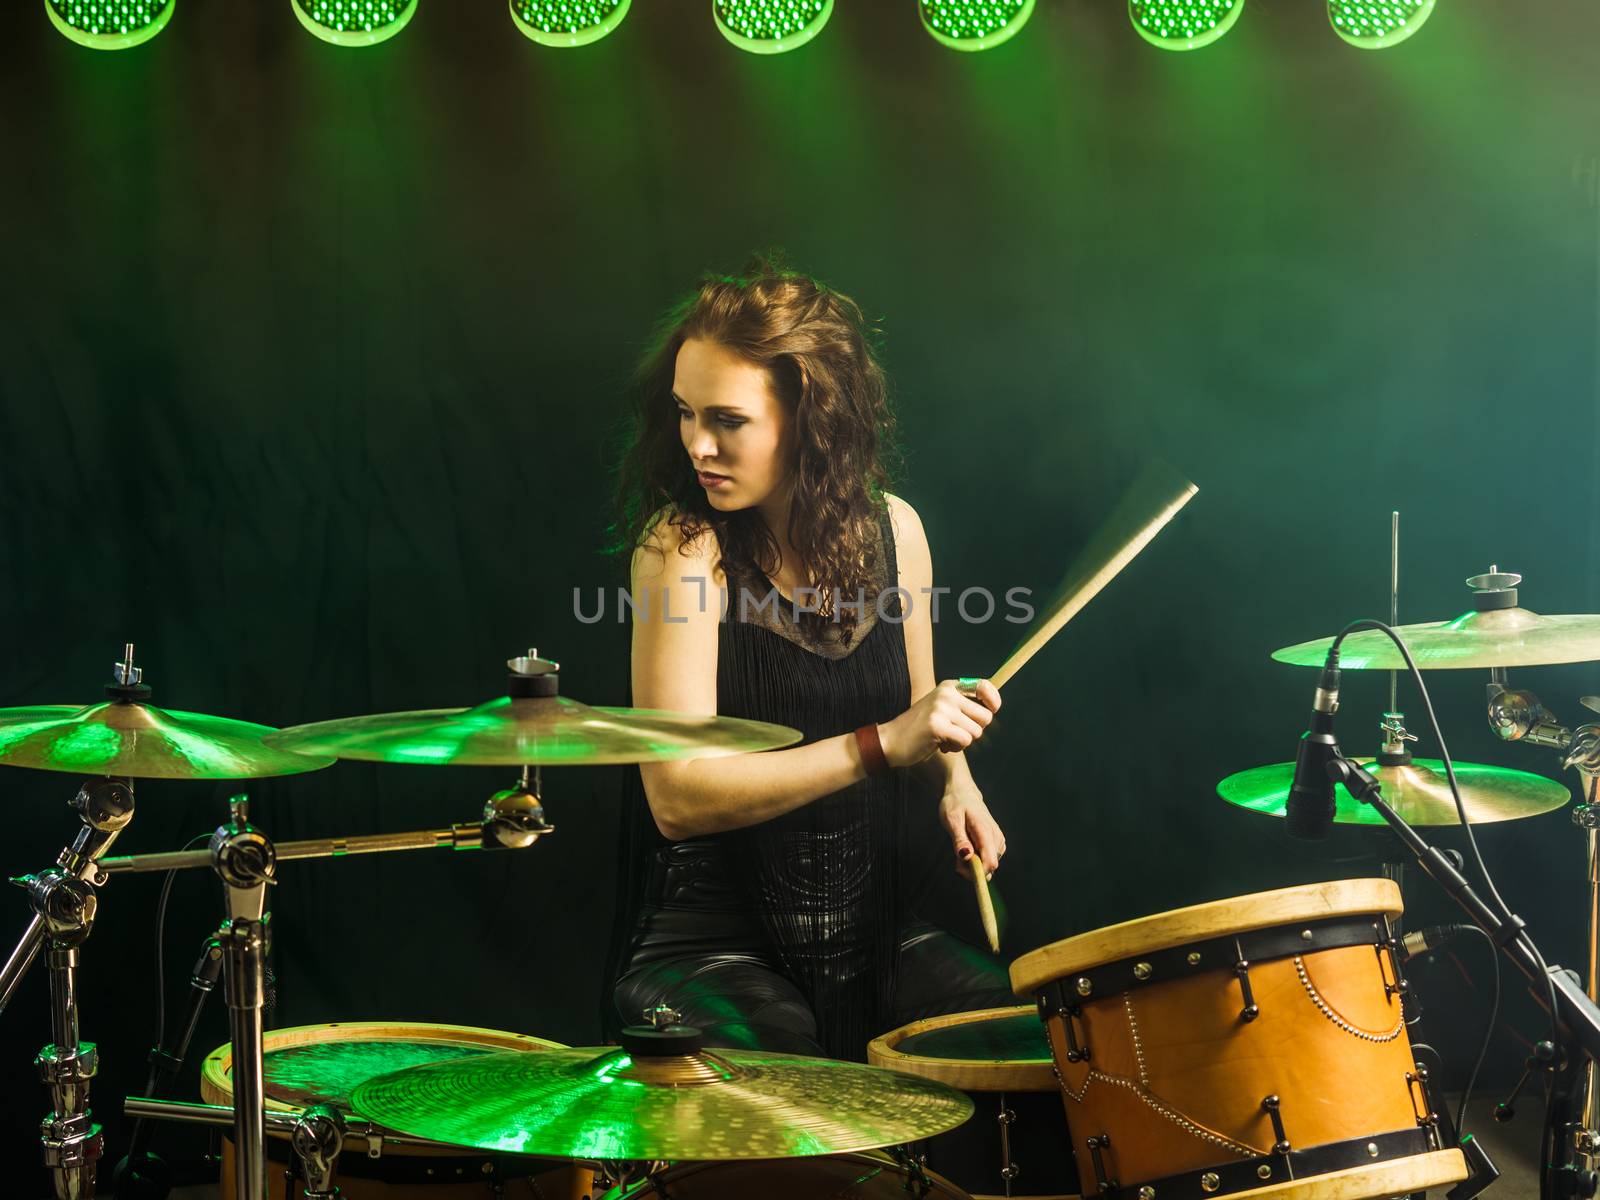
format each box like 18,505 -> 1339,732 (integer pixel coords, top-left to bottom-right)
1328,0 -> 1434,49
713,0 -> 833,55
919,0 -> 1035,52
44,0 -> 175,50
1128,0 -> 1243,52
510,0 -> 630,47
291,0 -> 417,48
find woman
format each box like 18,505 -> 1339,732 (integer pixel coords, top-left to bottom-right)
606,257 -> 1010,1060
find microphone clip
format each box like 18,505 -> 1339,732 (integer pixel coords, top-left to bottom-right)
1327,755 -> 1382,804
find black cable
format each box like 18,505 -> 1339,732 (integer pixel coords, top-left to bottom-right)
1332,620 -> 1563,1102
153,833 -> 213,1049
1454,923 -> 1502,1136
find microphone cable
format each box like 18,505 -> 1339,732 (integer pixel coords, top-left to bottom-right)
1329,619 -> 1561,1123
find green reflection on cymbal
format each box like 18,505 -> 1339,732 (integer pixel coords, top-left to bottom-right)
268,695 -> 801,767
1218,758 -> 1569,826
0,702 -> 333,780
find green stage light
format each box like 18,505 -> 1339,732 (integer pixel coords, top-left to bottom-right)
919,0 -> 1035,52
1328,0 -> 1434,49
713,0 -> 833,55
291,0 -> 417,48
510,0 -> 630,47
44,0 -> 175,50
1128,0 -> 1243,51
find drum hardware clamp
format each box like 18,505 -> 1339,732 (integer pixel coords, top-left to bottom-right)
0,775 -> 135,1200
996,1102 -> 1020,1185
122,1094 -> 451,1198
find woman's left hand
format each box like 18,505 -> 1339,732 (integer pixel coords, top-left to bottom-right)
939,786 -> 1006,881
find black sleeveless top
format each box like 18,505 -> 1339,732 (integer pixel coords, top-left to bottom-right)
609,507 -> 912,1057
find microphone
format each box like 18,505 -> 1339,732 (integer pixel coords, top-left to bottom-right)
1400,923 -> 1475,962
1286,648 -> 1342,841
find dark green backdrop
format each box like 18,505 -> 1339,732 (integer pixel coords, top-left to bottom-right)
2,1 -> 1598,1192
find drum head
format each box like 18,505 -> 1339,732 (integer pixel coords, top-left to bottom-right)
868,1006 -> 1054,1092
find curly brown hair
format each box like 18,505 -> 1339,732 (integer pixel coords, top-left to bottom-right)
610,254 -> 902,645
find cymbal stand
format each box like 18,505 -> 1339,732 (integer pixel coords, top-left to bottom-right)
0,777 -> 134,1200
209,796 -> 277,1200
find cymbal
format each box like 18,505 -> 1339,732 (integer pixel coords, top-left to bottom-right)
1218,757 -> 1570,826
349,1046 -> 974,1161
266,696 -> 802,766
0,701 -> 335,780
1273,608 -> 1600,670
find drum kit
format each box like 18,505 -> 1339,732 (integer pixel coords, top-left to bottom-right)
10,506 -> 1600,1200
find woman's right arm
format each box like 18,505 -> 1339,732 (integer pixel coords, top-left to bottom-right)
632,518 -> 998,841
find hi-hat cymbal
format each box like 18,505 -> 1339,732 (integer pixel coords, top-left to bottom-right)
0,702 -> 335,780
349,1046 -> 974,1161
266,696 -> 802,766
1218,758 -> 1569,826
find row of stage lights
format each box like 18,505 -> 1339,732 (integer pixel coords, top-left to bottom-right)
46,0 -> 1438,55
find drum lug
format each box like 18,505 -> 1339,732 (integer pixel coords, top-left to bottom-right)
1407,1064 -> 1442,1146
1084,1132 -> 1116,1193
1234,957 -> 1260,1022
1378,916 -> 1410,1003
997,1099 -> 1020,1185
1261,1094 -> 1291,1156
1063,1005 -> 1091,1063
366,1133 -> 383,1159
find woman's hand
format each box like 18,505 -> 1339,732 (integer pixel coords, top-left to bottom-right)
878,678 -> 1001,768
940,785 -> 1006,880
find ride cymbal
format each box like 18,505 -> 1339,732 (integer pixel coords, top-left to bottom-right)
350,1045 -> 973,1161
1218,758 -> 1569,826
0,702 -> 333,780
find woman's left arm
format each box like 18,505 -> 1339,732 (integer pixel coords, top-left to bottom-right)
887,494 -> 1007,881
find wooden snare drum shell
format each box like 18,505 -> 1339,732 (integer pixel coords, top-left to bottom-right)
200,1021 -> 590,1200
1010,881 -> 1467,1197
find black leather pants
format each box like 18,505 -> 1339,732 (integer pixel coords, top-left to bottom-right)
610,841 -> 1015,1056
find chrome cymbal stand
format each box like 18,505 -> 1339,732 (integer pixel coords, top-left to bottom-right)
0,776 -> 135,1200
209,796 -> 277,1200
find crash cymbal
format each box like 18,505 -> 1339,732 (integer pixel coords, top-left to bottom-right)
267,696 -> 801,766
1218,758 -> 1569,826
1272,570 -> 1600,670
0,702 -> 334,780
350,1045 -> 974,1161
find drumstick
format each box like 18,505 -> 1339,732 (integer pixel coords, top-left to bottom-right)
956,464 -> 1195,954
973,868 -> 1000,953
989,463 -> 1197,691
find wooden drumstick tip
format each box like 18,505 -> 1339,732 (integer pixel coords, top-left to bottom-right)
973,867 -> 1000,954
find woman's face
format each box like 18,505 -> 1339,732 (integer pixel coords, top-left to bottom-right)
673,336 -> 793,514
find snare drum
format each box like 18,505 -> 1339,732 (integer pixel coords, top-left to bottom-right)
608,1152 -> 972,1197
1009,880 -> 1468,1200
200,1021 -> 591,1200
869,1007 -> 1079,1199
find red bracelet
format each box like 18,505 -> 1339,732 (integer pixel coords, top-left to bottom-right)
855,724 -> 890,776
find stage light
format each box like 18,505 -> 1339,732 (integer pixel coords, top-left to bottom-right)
44,0 -> 175,50
510,0 -> 630,47
713,0 -> 833,55
919,0 -> 1035,52
1128,0 -> 1243,52
291,0 -> 418,48
1327,0 -> 1434,49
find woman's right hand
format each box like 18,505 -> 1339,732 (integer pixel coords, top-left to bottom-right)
877,678 -> 1001,768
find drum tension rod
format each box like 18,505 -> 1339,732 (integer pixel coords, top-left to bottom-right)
1084,1133 -> 1116,1194
1261,1095 -> 1291,1156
